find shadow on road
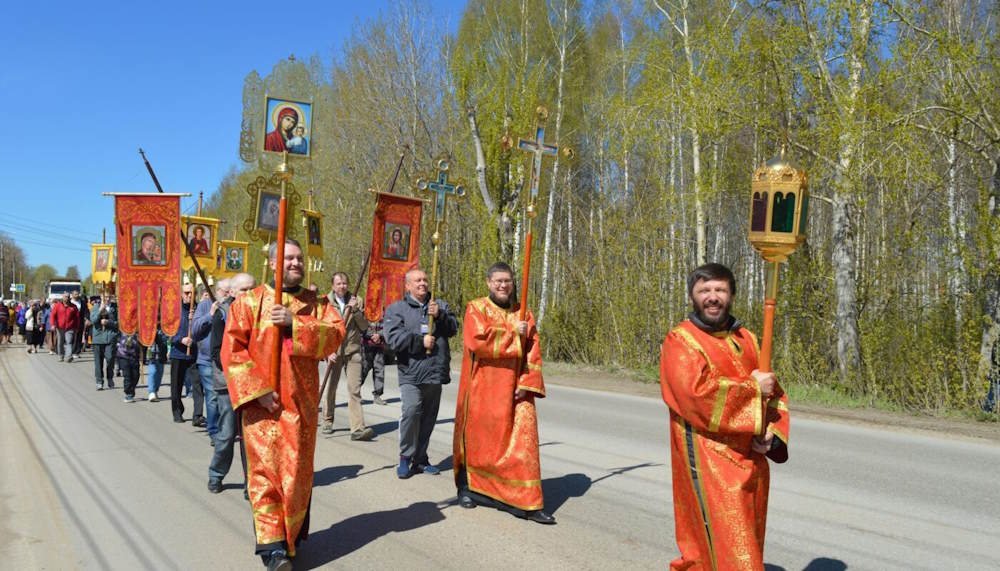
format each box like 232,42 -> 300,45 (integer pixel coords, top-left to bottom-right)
295,501 -> 447,568
764,558 -> 847,571
313,464 -> 394,487
541,473 -> 591,513
804,558 -> 848,570
542,463 -> 662,514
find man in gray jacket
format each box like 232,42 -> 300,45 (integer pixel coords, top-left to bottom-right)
384,268 -> 458,479
90,295 -> 119,390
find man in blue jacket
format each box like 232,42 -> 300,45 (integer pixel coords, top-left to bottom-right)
384,268 -> 458,479
192,281 -> 228,438
170,284 -> 210,423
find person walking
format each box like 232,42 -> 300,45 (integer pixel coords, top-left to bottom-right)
384,268 -> 458,479
321,272 -> 375,441
453,262 -> 555,524
221,240 -> 345,568
169,284 -> 199,423
70,291 -> 88,355
360,319 -> 388,405
190,285 -> 219,434
144,324 -> 169,402
24,301 -> 45,353
207,273 -> 255,493
116,331 -> 141,403
659,263 -> 790,570
91,295 -> 119,390
53,294 -> 80,362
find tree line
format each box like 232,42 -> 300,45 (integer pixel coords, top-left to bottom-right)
198,0 -> 997,414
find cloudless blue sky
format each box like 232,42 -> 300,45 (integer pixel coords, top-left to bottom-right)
0,0 -> 465,276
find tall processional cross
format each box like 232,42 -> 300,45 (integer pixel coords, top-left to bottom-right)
417,158 -> 466,226
518,108 -> 559,214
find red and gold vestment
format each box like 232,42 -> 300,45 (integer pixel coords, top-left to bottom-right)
454,297 -> 546,511
660,319 -> 790,570
221,284 -> 344,555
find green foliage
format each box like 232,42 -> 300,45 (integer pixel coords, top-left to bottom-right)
189,0 -> 999,417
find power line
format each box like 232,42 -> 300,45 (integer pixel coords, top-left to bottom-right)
0,220 -> 94,244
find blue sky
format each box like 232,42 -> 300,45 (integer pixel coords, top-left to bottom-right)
0,0 -> 465,275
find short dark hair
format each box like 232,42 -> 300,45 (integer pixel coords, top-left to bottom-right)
687,263 -> 736,298
268,238 -> 302,261
486,262 -> 514,279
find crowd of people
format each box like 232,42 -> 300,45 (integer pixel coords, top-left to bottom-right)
4,243 -> 795,571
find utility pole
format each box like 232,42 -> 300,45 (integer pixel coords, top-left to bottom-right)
1,241 -> 5,301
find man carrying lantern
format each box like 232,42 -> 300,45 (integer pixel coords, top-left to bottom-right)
659,263 -> 789,570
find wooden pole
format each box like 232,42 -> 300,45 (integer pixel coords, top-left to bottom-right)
518,214 -> 535,322
270,153 -> 291,390
758,261 -> 779,373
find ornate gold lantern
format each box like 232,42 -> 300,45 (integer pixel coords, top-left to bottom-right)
748,145 -> 809,263
747,145 -> 809,375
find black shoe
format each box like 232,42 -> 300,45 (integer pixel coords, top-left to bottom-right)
458,494 -> 476,509
108,380 -> 115,389
264,549 -> 292,571
173,417 -> 185,423
524,510 -> 556,525
207,480 -> 223,494
192,416 -> 207,427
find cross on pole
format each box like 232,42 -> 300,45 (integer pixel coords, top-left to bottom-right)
417,158 -> 466,225
518,106 -> 558,212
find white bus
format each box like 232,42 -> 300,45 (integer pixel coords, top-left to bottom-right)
46,279 -> 83,302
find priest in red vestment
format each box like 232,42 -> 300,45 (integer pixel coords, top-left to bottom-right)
660,263 -> 790,570
264,107 -> 298,153
453,262 -> 555,525
221,238 -> 345,570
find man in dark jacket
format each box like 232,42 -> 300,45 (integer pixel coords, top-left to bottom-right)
207,273 -> 255,493
90,295 -> 119,390
170,284 -> 210,423
384,268 -> 458,479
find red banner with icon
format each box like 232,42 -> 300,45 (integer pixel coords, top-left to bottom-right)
364,192 -> 423,323
115,194 -> 182,346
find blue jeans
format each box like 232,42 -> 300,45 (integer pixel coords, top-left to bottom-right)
198,364 -> 219,438
209,387 -> 238,483
147,361 -> 164,395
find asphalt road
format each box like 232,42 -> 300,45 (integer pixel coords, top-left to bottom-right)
1,343 -> 997,570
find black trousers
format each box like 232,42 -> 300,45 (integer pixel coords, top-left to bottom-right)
170,358 -> 196,420
120,358 -> 140,397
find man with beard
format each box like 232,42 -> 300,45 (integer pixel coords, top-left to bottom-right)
453,262 -> 555,524
222,239 -> 344,570
659,263 -> 789,570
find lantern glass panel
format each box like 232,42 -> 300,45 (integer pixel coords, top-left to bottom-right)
771,192 -> 796,232
751,191 -> 768,231
799,193 -> 808,234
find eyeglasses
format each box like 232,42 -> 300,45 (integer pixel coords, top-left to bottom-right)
490,279 -> 514,285
182,291 -> 193,296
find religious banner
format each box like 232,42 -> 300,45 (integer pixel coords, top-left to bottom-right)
218,240 -> 249,278
114,194 -> 182,345
263,96 -> 312,157
181,215 -> 219,272
90,243 -> 115,285
364,192 -> 423,322
302,209 -> 323,258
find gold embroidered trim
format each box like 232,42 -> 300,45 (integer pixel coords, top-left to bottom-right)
467,465 -> 541,487
235,386 -> 275,409
709,378 -> 732,432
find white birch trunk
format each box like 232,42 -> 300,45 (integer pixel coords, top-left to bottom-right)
537,0 -> 570,329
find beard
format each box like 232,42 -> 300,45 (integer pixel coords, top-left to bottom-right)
693,298 -> 733,329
